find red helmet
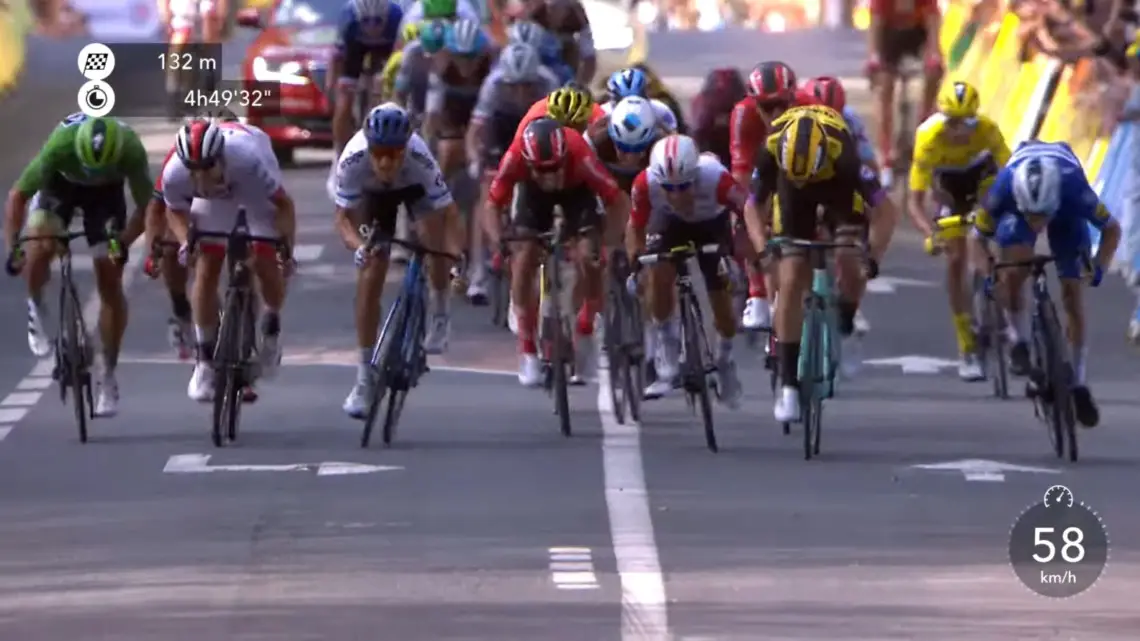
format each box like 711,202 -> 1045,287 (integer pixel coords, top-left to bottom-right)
803,76 -> 847,112
746,61 -> 797,102
521,117 -> 568,170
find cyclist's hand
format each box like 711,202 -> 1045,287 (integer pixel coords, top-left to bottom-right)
1089,264 -> 1106,287
177,242 -> 191,267
625,272 -> 641,297
143,254 -> 162,279
5,249 -> 25,276
467,160 -> 481,181
864,257 -> 880,280
353,244 -> 382,268
864,55 -> 882,79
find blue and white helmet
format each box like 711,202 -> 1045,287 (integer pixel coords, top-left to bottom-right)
1012,155 -> 1061,217
351,0 -> 389,20
363,103 -> 412,146
606,68 -> 649,100
498,43 -> 541,83
608,96 -> 658,153
507,20 -> 547,47
446,18 -> 488,55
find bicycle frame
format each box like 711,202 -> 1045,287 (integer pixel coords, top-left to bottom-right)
797,246 -> 840,400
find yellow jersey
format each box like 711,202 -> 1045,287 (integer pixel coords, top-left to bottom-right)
380,51 -> 403,99
908,113 -> 1011,193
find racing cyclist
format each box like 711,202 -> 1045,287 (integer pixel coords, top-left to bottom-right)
519,0 -> 598,86
626,134 -> 746,406
162,119 -> 298,403
332,104 -> 463,417
587,96 -> 667,192
483,117 -> 630,387
514,83 -> 605,142
428,18 -> 495,182
907,81 -> 1010,381
508,20 -> 575,86
599,67 -> 679,132
975,141 -> 1120,428
691,67 -> 748,168
5,115 -> 152,418
466,43 -> 560,303
401,0 -> 481,26
866,0 -> 943,187
631,63 -> 687,134
392,20 -> 449,119
743,106 -> 889,423
331,0 -> 404,158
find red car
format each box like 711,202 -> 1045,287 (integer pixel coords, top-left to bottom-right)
236,0 -> 342,164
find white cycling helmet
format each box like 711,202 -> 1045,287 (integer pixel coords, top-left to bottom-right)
608,96 -> 659,153
351,0 -> 389,19
1012,155 -> 1061,217
649,134 -> 701,185
498,43 -> 541,83
508,20 -> 548,47
175,119 -> 225,169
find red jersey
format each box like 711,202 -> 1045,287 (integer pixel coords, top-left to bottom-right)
488,127 -> 622,209
512,99 -> 607,146
870,0 -> 937,28
728,88 -> 820,177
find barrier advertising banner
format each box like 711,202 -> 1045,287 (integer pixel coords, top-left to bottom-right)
0,0 -> 32,96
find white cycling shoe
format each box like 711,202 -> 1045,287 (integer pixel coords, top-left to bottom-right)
773,386 -> 801,422
741,297 -> 772,330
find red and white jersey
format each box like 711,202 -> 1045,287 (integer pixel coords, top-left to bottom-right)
161,122 -> 284,212
630,153 -> 747,228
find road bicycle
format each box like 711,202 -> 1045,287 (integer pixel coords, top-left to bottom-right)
636,242 -> 723,453
993,255 -> 1080,461
189,208 -> 287,448
359,226 -> 460,448
503,212 -> 592,437
603,249 -> 644,425
766,236 -> 865,460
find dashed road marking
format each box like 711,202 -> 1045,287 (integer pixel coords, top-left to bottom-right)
549,547 -> 599,590
2,391 -> 42,406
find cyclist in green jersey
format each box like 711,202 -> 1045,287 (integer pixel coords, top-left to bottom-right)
3,115 -> 153,419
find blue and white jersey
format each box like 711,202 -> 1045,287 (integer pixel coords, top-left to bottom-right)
980,140 -> 1110,235
336,0 -> 404,51
841,106 -> 876,167
332,131 -> 452,213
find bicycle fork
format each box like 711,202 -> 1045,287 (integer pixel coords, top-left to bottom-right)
797,263 -> 840,400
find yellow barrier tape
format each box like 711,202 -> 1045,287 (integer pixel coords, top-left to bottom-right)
939,2 -> 969,56
996,54 -> 1048,142
1038,61 -> 1099,167
0,0 -> 32,96
977,13 -> 1020,116
244,0 -> 277,9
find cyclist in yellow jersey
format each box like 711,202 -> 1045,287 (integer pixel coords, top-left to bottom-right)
906,80 -> 1011,382
380,50 -> 404,100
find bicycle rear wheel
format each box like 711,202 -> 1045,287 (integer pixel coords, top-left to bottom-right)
625,299 -> 645,424
64,301 -> 90,443
489,266 -> 510,328
1039,301 -> 1078,461
604,288 -> 629,424
681,296 -> 716,452
211,291 -> 244,448
550,316 -> 572,437
362,295 -> 406,448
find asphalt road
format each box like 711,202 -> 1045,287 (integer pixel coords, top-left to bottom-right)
1,29 -> 1139,640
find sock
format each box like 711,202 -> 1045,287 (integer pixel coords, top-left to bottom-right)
718,336 -> 733,360
778,341 -> 800,387
747,271 -> 767,298
952,313 -> 975,355
1003,308 -> 1029,343
1072,343 -> 1088,385
170,290 -> 191,321
837,299 -> 858,338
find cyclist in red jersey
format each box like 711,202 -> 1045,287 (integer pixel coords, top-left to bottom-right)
727,61 -> 820,332
483,117 -> 629,387
691,67 -> 748,169
865,0 -> 944,187
513,95 -> 606,144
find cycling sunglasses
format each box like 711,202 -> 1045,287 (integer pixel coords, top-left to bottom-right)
530,161 -> 564,174
755,99 -> 790,115
368,144 -> 406,161
943,116 -> 979,129
661,181 -> 693,192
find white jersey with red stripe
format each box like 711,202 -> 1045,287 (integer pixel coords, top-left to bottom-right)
632,153 -> 746,226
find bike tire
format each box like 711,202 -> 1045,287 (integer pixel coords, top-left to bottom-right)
489,267 -> 509,328
987,297 -> 1009,399
1040,301 -> 1078,462
61,280 -> 90,443
362,295 -> 407,448
382,294 -> 424,446
625,298 -> 645,423
228,299 -> 258,443
552,317 -> 572,437
800,303 -> 824,461
604,289 -> 628,424
682,297 -> 717,453
211,291 -> 241,448
1031,309 -> 1065,459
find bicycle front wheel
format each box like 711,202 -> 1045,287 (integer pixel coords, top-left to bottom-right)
604,289 -> 629,424
363,295 -> 407,448
799,302 -> 826,460
1040,301 -> 1078,461
61,282 -> 91,443
681,296 -> 716,452
551,317 -> 572,437
382,295 -> 425,446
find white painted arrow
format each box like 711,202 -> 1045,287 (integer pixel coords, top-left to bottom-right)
911,459 -> 1060,482
864,276 -> 938,294
863,355 -> 960,374
163,454 -> 402,476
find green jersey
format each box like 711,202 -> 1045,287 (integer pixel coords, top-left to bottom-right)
14,118 -> 153,208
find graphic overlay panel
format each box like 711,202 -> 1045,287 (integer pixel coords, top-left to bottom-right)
1008,485 -> 1108,598
77,80 -> 116,117
77,42 -> 116,81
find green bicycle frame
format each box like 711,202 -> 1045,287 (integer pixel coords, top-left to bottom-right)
796,250 -> 841,402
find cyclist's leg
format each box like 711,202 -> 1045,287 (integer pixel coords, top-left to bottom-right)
198,0 -> 225,44
993,213 -> 1036,375
510,183 -> 554,386
873,24 -> 903,181
344,195 -> 396,416
742,171 -> 772,330
333,42 -> 367,157
245,206 -> 288,379
916,25 -> 942,122
564,191 -> 604,382
186,199 -> 232,401
771,194 -> 815,421
642,209 -> 681,395
22,189 -> 70,356
83,185 -> 130,415
1048,221 -> 1099,426
413,194 -> 461,355
832,205 -> 869,376
695,213 -> 743,406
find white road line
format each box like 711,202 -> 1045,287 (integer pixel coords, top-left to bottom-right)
0,427 -> 10,441
0,408 -> 29,423
1,392 -> 42,406
549,546 -> 599,590
291,244 -> 325,262
16,378 -> 52,391
596,367 -> 669,640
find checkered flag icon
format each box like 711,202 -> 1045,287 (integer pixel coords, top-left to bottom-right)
83,53 -> 109,73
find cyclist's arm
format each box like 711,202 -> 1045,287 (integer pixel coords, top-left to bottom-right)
842,106 -> 878,169
5,137 -> 60,249
626,171 -> 650,260
572,3 -> 597,84
923,0 -> 943,60
744,149 -> 777,253
122,131 -> 154,211
729,101 -> 758,186
467,74 -> 499,162
1075,181 -> 1122,272
867,0 -> 887,62
333,144 -> 368,250
484,143 -> 527,247
161,161 -> 194,246
575,133 -> 627,245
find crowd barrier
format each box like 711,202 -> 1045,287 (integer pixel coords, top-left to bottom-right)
940,1 -> 1133,272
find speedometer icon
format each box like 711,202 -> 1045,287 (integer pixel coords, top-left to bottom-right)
1043,485 -> 1074,508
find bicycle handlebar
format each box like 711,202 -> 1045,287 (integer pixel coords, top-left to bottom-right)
360,224 -> 460,261
17,231 -> 88,246
637,243 -> 722,266
935,213 -> 974,231
993,254 -> 1059,272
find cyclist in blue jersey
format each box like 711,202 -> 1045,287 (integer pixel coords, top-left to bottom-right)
428,18 -> 494,181
507,20 -> 573,86
976,140 -> 1122,428
332,0 -> 405,157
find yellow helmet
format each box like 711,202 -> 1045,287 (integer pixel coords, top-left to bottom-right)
937,81 -> 980,119
546,85 -> 594,130
401,21 -> 423,43
775,114 -> 829,182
